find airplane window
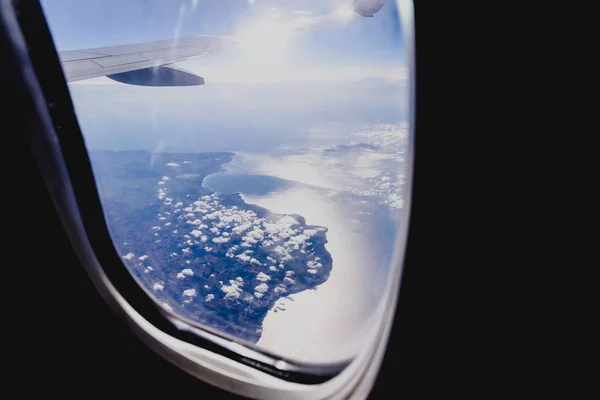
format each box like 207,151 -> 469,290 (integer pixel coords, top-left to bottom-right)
39,0 -> 410,370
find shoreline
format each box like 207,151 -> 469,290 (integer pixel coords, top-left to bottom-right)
204,148 -> 400,364
243,188 -> 383,364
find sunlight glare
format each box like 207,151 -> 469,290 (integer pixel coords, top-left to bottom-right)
334,4 -> 358,22
236,15 -> 295,64
224,4 -> 361,82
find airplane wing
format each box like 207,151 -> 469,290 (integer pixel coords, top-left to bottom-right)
58,34 -> 236,86
57,0 -> 385,87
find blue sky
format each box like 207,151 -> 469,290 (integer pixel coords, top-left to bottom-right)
40,0 -> 408,153
41,0 -> 403,63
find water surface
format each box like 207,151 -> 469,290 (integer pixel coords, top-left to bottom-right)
203,172 -> 294,196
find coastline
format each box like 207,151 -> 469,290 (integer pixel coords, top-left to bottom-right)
203,148 -> 401,363
244,187 -> 383,364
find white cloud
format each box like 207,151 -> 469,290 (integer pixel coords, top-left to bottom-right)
242,235 -> 258,245
254,283 -> 269,293
244,226 -> 265,243
153,283 -> 164,291
122,253 -> 135,260
221,280 -> 242,300
181,268 -> 193,276
212,237 -> 230,243
273,285 -> 286,294
167,162 -> 180,167
256,272 -> 271,282
232,222 -> 252,234
285,228 -> 316,249
352,123 -> 409,154
273,246 -> 287,256
190,229 -> 203,237
254,292 -> 264,298
269,266 -> 278,272
264,215 -> 299,237
138,255 -> 148,261
236,253 -> 252,262
183,288 -> 197,297
205,294 -> 215,302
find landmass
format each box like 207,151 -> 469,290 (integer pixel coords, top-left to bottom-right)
89,150 -> 333,343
